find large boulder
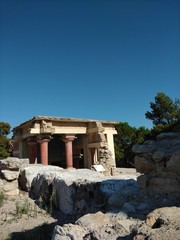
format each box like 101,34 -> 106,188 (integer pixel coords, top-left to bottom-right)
0,157 -> 29,196
52,169 -> 105,216
132,141 -> 156,153
52,224 -> 87,240
134,207 -> 180,240
31,168 -> 139,218
165,151 -> 180,175
134,156 -> 155,174
19,165 -> 63,191
133,132 -> 180,193
148,176 -> 180,192
51,211 -> 140,240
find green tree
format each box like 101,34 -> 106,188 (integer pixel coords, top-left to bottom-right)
145,92 -> 180,126
0,122 -> 11,159
115,122 -> 150,167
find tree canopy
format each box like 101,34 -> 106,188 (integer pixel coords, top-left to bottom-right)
145,92 -> 180,126
114,122 -> 150,167
0,122 -> 11,159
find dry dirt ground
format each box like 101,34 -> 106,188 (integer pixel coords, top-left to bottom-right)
0,190 -> 60,240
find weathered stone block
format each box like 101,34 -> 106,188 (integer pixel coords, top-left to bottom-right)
52,224 -> 86,240
146,213 -> 157,227
166,151 -> 180,175
148,176 -> 180,192
0,157 -> 29,170
3,179 -> 18,192
52,169 -> 105,215
137,175 -> 148,189
132,142 -> 156,153
152,151 -> 165,163
134,156 -> 155,174
156,132 -> 180,140
1,170 -> 19,181
19,165 -> 63,191
76,211 -> 110,230
5,188 -> 19,196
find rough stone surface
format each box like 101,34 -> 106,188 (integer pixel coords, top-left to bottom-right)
0,158 -> 24,195
135,207 -> 180,240
133,132 -> 180,192
51,224 -> 87,240
0,161 -> 179,240
166,151 -> 180,174
134,156 -> 155,173
52,169 -> 105,216
76,211 -> 110,229
51,206 -> 180,240
19,165 -> 63,191
0,157 -> 29,170
52,211 -> 137,240
87,121 -> 116,176
3,179 -> 18,192
1,170 -> 19,181
132,141 -> 156,153
5,188 -> 19,196
30,168 -> 140,218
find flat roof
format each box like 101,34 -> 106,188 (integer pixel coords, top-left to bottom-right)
13,116 -> 118,130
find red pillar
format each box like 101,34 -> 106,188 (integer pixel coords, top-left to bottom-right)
37,137 -> 51,165
62,135 -> 76,169
27,141 -> 37,164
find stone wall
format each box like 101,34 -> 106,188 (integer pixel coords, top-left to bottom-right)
132,132 -> 180,192
0,157 -> 29,195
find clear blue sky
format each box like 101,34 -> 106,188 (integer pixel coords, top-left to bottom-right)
1,0 -> 180,133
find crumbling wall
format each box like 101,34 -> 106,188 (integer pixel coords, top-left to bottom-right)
132,132 -> 180,192
87,122 -> 115,176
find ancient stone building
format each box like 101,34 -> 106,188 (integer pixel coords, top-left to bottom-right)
12,116 -> 117,174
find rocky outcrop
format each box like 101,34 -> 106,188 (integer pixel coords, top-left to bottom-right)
31,169 -> 106,217
87,122 -> 116,176
0,157 -> 29,195
30,168 -> 140,219
132,132 -> 180,192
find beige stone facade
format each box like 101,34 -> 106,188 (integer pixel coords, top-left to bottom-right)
12,116 -> 117,174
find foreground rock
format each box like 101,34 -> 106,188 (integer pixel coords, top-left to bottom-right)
51,207 -> 180,240
0,157 -> 29,195
0,157 -> 29,170
134,207 -> 180,240
30,168 -> 140,219
132,132 -> 180,192
19,165 -> 63,191
52,211 -> 139,240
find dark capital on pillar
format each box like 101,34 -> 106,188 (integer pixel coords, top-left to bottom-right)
37,135 -> 52,143
62,135 -> 76,143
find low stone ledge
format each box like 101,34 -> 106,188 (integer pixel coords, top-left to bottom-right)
1,170 -> 19,181
19,165 -> 63,191
0,157 -> 29,171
